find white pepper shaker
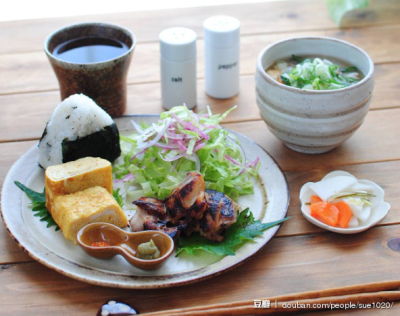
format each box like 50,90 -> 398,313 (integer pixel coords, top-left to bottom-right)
203,15 -> 240,99
159,27 -> 197,110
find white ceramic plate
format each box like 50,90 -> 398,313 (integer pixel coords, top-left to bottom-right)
1,116 -> 289,289
300,170 -> 390,234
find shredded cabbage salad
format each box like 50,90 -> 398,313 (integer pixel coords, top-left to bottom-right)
269,55 -> 362,90
114,106 -> 260,201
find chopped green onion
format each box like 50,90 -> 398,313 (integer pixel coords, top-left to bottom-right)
289,64 -> 302,80
291,54 -> 303,63
275,57 -> 361,90
280,75 -> 291,86
341,66 -> 359,73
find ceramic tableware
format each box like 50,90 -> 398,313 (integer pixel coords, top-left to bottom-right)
77,223 -> 174,270
44,22 -> 136,117
255,36 -> 374,154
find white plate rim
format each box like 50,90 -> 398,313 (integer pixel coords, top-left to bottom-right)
1,115 -> 290,289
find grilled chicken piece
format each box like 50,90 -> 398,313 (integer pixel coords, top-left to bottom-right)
132,197 -> 167,219
131,173 -> 208,239
130,172 -> 238,242
131,197 -> 174,237
142,218 -> 187,240
130,197 -> 165,231
198,189 -> 239,242
131,197 -> 185,240
130,210 -> 184,240
165,171 -> 207,225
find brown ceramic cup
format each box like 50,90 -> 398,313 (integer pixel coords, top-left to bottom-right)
44,22 -> 136,117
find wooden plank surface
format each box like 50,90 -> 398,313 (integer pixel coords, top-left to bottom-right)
227,108 -> 400,171
1,108 -> 400,175
1,64 -> 400,143
1,0 -> 400,314
0,1 -> 341,54
4,107 -> 400,175
1,1 -> 399,56
1,24 -> 400,95
0,225 -> 399,315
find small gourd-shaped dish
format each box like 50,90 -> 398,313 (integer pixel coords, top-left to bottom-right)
77,222 -> 174,270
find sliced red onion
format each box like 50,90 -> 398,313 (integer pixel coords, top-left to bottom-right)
158,151 -> 200,170
136,117 -> 171,149
202,124 -> 219,129
130,120 -> 145,134
171,113 -> 210,141
130,149 -> 146,161
194,142 -> 206,152
239,157 -> 260,174
176,139 -> 188,152
225,154 -> 240,166
165,132 -> 188,140
245,156 -> 260,168
158,152 -> 186,162
154,142 -> 180,150
226,135 -> 246,176
123,173 -> 136,181
115,172 -> 136,183
131,120 -> 155,137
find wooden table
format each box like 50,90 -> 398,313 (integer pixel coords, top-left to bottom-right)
1,1 -> 400,315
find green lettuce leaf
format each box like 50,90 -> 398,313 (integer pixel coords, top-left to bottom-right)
113,188 -> 125,207
176,208 -> 290,256
115,106 -> 260,200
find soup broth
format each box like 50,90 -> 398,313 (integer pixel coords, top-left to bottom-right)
266,55 -> 363,90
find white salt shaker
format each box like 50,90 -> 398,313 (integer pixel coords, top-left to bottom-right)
159,27 -> 197,110
203,16 -> 240,99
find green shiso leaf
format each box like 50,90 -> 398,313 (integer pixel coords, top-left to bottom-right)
14,181 -> 60,231
327,0 -> 370,26
176,208 -> 290,257
14,181 -> 46,203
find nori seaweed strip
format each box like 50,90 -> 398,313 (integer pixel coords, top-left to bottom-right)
39,123 -> 48,142
62,123 -> 121,163
38,123 -> 49,169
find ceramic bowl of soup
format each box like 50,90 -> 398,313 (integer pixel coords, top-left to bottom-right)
255,36 -> 374,154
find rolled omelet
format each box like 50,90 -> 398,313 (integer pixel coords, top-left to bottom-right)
52,186 -> 127,243
45,157 -> 113,213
